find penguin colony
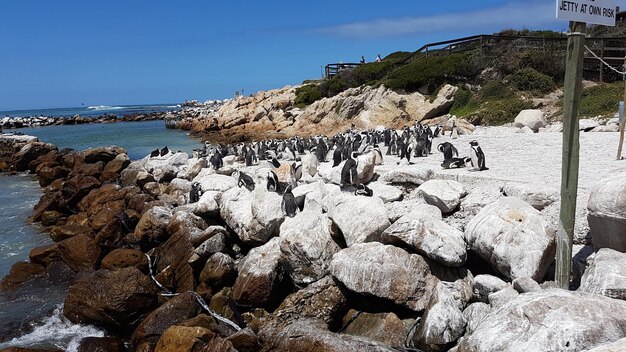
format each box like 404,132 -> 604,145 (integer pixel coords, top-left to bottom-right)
160,122 -> 488,217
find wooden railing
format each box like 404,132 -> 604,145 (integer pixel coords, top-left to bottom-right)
325,63 -> 362,79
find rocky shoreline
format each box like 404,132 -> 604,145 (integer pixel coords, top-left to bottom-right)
0,120 -> 625,351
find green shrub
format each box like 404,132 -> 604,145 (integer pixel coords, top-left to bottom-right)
383,53 -> 484,93
579,81 -> 623,117
470,97 -> 533,125
294,84 -> 322,107
506,67 -> 556,94
480,81 -> 515,100
383,51 -> 413,63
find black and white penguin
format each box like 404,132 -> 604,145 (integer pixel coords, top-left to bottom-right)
292,162 -> 303,182
341,152 -> 359,187
281,184 -> 298,218
189,182 -> 202,203
354,183 -> 373,197
433,125 -> 442,138
269,158 -> 281,168
235,171 -> 256,191
316,139 -> 328,163
437,142 -> 459,161
372,146 -> 383,165
160,146 -> 170,157
469,140 -> 489,171
441,157 -> 470,169
209,151 -> 223,170
150,149 -> 160,158
266,170 -> 280,192
333,145 -> 343,167
245,148 -> 256,167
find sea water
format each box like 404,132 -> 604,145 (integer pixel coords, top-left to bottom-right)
0,119 -> 203,348
1,104 -> 179,119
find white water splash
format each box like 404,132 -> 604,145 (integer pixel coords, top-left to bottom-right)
0,305 -> 105,352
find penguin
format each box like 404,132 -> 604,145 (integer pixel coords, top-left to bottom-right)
269,158 -> 281,168
235,171 -> 255,191
469,140 -> 489,171
333,145 -> 343,167
189,182 -> 202,203
354,183 -> 373,197
315,139 -> 328,163
160,146 -> 170,157
451,123 -> 459,139
372,146 -> 383,165
266,171 -> 280,192
437,142 -> 459,161
441,157 -> 470,169
209,151 -> 223,170
150,149 -> 160,158
341,152 -> 359,187
281,184 -> 298,218
433,125 -> 442,138
292,162 -> 303,182
245,148 -> 256,166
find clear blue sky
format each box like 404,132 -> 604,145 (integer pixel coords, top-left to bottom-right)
0,0 -> 576,110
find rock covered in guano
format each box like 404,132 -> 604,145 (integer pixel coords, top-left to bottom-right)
278,210 -> 340,285
464,197 -> 556,281
579,248 -> 626,300
329,242 -> 438,312
417,179 -> 466,213
326,193 -> 391,247
587,167 -> 626,252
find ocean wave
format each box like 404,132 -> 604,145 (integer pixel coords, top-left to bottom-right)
0,305 -> 105,352
86,105 -> 125,111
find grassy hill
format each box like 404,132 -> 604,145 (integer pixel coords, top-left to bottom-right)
298,28 -> 625,125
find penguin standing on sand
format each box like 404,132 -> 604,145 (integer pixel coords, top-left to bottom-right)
189,182 -> 202,203
437,142 -> 459,161
469,140 -> 489,171
281,184 -> 298,217
341,152 -> 359,187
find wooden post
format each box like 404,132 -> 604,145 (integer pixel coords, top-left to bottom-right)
617,56 -> 626,160
556,21 -> 586,290
599,39 -> 605,82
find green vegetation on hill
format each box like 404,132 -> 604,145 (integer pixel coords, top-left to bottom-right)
294,29 -> 584,125
579,81 -> 624,118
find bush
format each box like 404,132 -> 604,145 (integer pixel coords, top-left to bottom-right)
470,97 -> 533,125
294,84 -> 322,107
579,81 -> 624,117
506,67 -> 556,94
383,53 -> 485,93
480,81 -> 515,100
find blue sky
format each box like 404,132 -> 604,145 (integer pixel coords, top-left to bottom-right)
0,0 -> 576,110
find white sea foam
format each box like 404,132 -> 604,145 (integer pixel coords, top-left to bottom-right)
0,305 -> 105,352
87,105 -> 124,111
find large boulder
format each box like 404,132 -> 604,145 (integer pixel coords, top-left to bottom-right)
154,325 -> 215,352
380,166 -> 434,185
587,167 -> 626,252
382,208 -> 466,267
586,338 -> 626,352
220,187 -> 275,245
259,319 -> 397,352
63,267 -> 158,331
579,248 -> 626,300
131,291 -> 203,347
279,211 -> 340,285
56,234 -> 101,272
367,182 -> 403,204
413,281 -> 467,351
459,184 -> 502,216
232,237 -> 284,307
464,197 -> 556,281
343,311 -> 407,349
83,146 -> 126,164
472,274 -> 508,303
502,182 -> 559,211
514,109 -> 546,132
417,179 -> 466,213
195,174 -> 238,193
456,290 -> 626,352
326,193 -> 391,247
250,188 -> 285,238
126,206 -> 173,247
329,242 -> 438,311
101,248 -> 148,271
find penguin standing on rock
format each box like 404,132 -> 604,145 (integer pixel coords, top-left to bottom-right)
160,146 -> 170,157
341,152 -> 359,187
189,182 -> 202,203
150,149 -> 160,158
210,151 -> 223,170
281,184 -> 298,217
234,171 -> 255,191
469,140 -> 489,171
266,171 -> 280,193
